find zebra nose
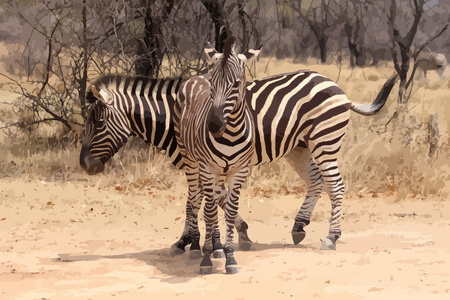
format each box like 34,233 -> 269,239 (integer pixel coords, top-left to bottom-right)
80,147 -> 104,175
208,113 -> 225,137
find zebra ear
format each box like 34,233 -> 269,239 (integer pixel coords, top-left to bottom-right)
91,86 -> 112,105
238,45 -> 262,64
204,43 -> 223,63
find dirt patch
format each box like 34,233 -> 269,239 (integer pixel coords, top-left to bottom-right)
1,179 -> 449,299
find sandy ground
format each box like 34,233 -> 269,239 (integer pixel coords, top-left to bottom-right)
0,178 -> 449,300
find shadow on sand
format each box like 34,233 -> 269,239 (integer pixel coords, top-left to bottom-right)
52,246 -> 211,283
51,241 -> 328,281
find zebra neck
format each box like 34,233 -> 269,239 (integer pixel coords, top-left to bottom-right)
225,95 -> 250,138
228,92 -> 246,123
119,78 -> 180,151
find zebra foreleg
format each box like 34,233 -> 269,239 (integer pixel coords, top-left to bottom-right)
217,183 -> 253,251
199,170 -> 220,274
171,173 -> 203,258
223,166 -> 250,274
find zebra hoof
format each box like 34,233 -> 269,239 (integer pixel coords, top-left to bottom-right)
225,252 -> 238,274
212,248 -> 225,258
320,237 -> 336,250
292,230 -> 306,245
238,240 -> 252,251
225,256 -> 238,274
199,266 -> 213,275
200,255 -> 213,274
237,228 -> 253,251
170,244 -> 185,257
225,265 -> 238,274
189,249 -> 202,259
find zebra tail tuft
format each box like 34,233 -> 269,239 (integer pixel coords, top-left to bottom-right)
350,73 -> 399,116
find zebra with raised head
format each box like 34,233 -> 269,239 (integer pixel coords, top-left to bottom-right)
174,37 -> 261,274
172,58 -> 398,262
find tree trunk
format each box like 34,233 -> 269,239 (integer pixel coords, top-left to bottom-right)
135,3 -> 160,76
79,0 -> 88,121
201,0 -> 227,52
389,0 -> 424,104
309,21 -> 328,64
237,2 -> 248,51
345,22 -> 365,67
318,36 -> 328,63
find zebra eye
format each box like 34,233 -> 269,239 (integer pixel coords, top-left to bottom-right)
232,80 -> 240,88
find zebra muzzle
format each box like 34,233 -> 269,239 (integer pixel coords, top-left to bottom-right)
207,110 -> 226,138
80,147 -> 105,175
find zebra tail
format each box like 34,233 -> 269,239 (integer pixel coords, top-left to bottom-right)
350,74 -> 399,116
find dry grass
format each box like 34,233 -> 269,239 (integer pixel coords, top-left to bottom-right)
1,58 -> 449,201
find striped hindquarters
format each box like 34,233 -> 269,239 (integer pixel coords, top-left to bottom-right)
246,71 -> 350,166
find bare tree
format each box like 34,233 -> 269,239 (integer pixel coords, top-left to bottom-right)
343,0 -> 371,67
388,0 -> 448,104
279,0 -> 340,63
388,0 -> 424,104
0,0 -> 141,131
201,0 -> 227,51
134,0 -> 175,76
0,1 -> 81,131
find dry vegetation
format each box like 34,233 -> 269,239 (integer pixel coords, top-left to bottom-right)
1,55 -> 450,201
1,50 -> 450,299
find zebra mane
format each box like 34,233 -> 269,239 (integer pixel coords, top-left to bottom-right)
222,36 -> 236,68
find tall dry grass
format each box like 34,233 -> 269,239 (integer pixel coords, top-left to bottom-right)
1,58 -> 449,201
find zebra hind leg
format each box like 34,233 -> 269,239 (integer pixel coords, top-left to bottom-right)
212,184 -> 226,258
170,202 -> 192,256
235,215 -> 252,250
317,160 -> 345,251
285,148 -> 324,246
292,160 -> 324,245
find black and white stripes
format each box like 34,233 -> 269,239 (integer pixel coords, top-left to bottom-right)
80,60 -> 398,272
80,75 -> 183,174
174,38 -> 260,273
246,70 -> 397,250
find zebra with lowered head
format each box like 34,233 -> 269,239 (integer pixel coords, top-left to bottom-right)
79,74 -> 254,259
80,76 -> 184,174
174,37 -> 261,274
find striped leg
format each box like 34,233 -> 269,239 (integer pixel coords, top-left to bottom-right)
223,165 -> 250,274
307,110 -> 348,250
217,184 -> 253,251
171,167 -> 203,258
285,148 -> 324,245
316,159 -> 345,250
199,167 -> 221,274
172,179 -> 252,258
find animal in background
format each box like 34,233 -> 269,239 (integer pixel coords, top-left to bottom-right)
416,52 -> 447,79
